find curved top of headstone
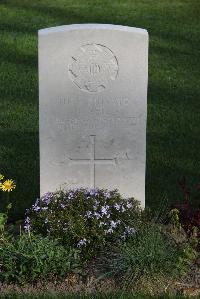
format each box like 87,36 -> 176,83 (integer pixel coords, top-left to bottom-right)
38,23 -> 148,36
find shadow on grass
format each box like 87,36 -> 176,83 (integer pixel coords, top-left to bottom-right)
0,40 -> 37,69
0,129 -> 39,220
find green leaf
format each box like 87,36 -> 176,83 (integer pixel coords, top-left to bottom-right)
0,213 -> 8,226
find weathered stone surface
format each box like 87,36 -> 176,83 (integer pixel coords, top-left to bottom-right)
39,24 -> 148,206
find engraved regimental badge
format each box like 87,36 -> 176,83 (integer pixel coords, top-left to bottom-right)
68,44 -> 119,93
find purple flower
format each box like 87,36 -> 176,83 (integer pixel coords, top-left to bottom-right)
105,228 -> 114,234
89,188 -> 98,196
126,202 -> 133,209
94,200 -> 100,206
60,203 -> 66,209
72,187 -> 82,194
121,226 -> 136,240
110,220 -> 118,228
94,212 -> 101,219
77,238 -> 88,247
114,203 -> 121,211
24,217 -> 31,232
103,191 -> 111,199
86,211 -> 92,218
101,205 -> 109,215
126,226 -> 136,235
32,198 -> 40,212
35,198 -> 40,206
32,205 -> 40,212
68,191 -> 74,199
93,199 -> 100,211
25,208 -> 30,215
41,192 -> 53,205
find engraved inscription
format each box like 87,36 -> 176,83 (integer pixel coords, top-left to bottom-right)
68,44 -> 119,93
69,135 -> 117,187
56,117 -> 137,131
59,97 -> 130,116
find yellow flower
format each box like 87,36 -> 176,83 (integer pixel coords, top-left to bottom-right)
0,179 -> 16,192
0,174 -> 4,181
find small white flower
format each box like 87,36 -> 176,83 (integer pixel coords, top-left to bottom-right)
77,238 -> 87,247
77,238 -> 90,247
94,212 -> 101,219
24,217 -> 31,231
121,205 -> 126,212
99,221 -> 106,227
32,205 -> 40,212
114,203 -> 121,211
103,191 -> 111,199
42,206 -> 48,211
101,205 -> 109,215
106,228 -> 114,234
121,233 -> 126,240
110,220 -> 118,228
121,226 -> 136,240
86,211 -> 92,218
68,192 -> 74,199
125,226 -> 136,235
94,200 -> 100,206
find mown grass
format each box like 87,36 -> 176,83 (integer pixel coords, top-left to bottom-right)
0,294 -> 194,299
0,0 -> 200,219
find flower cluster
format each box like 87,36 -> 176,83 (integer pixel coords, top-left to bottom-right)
24,216 -> 31,232
0,174 -> 16,193
26,188 -> 140,259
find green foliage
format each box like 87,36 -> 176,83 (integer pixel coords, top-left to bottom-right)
169,208 -> 181,231
0,213 -> 7,233
0,293 -> 193,299
106,223 -> 190,288
176,242 -> 198,276
27,188 -> 141,260
0,0 -> 199,220
0,233 -> 81,283
0,173 -> 15,234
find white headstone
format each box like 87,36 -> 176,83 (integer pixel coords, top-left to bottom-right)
39,24 -> 148,207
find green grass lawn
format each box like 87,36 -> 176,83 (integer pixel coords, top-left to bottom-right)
0,0 -> 199,220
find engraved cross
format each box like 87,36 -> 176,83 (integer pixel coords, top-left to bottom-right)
69,135 -> 116,188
